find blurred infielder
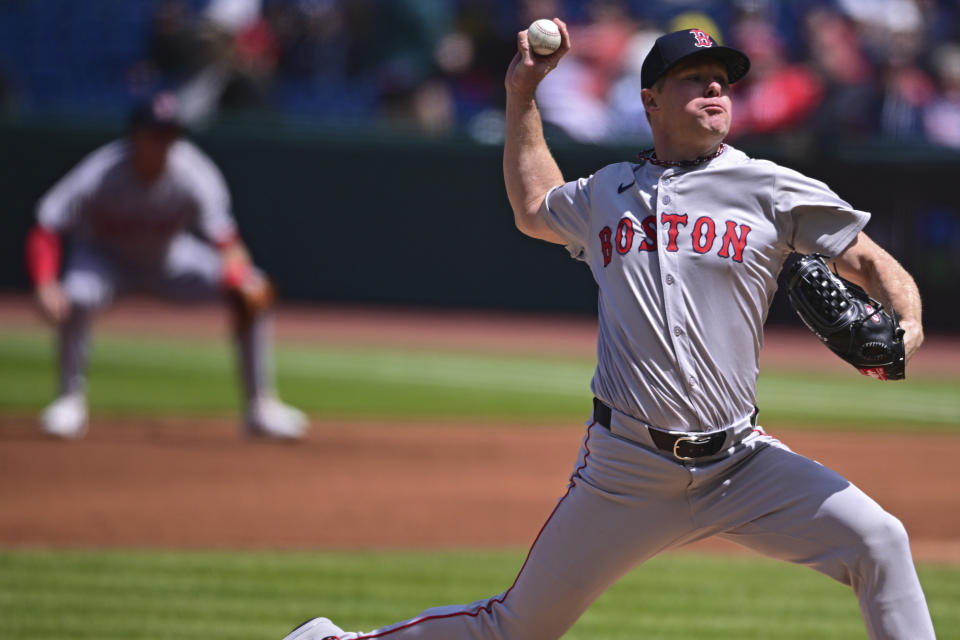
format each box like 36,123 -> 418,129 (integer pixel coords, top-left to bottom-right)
283,25 -> 934,640
25,93 -> 307,440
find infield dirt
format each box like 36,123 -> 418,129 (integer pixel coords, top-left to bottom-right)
1,297 -> 959,563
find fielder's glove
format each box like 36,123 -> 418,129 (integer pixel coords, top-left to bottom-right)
785,253 -> 905,380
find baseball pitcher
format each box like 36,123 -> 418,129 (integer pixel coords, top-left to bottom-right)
282,23 -> 934,639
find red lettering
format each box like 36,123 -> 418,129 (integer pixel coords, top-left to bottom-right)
661,213 -> 688,252
718,221 -> 751,262
603,215 -> 750,265
599,226 -> 613,266
691,216 -> 716,254
616,218 -> 634,255
639,215 -> 657,252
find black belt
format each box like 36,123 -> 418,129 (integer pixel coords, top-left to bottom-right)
592,398 -> 727,461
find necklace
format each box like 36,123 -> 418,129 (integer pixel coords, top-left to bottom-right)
638,143 -> 725,167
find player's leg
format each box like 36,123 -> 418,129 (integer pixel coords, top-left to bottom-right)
707,435 -> 934,639
230,306 -> 308,438
42,243 -> 120,438
154,234 -> 306,438
288,423 -> 698,640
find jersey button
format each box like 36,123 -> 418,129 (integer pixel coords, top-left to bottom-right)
673,326 -> 683,336
665,274 -> 675,285
663,195 -> 671,204
688,375 -> 698,386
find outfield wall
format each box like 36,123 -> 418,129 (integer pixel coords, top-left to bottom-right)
2,120 -> 958,329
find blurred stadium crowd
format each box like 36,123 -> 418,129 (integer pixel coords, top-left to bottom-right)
0,0 -> 958,149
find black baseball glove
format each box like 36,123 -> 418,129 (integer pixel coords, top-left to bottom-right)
785,253 -> 905,380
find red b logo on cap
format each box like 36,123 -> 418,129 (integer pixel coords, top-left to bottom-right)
690,29 -> 713,48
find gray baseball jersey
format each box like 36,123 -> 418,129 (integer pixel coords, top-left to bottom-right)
37,138 -> 237,267
540,144 -> 868,433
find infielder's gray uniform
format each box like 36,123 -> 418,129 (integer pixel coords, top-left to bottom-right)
322,145 -> 934,639
37,138 -> 272,401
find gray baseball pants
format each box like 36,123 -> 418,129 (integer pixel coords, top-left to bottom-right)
338,409 -> 935,639
56,234 -> 274,404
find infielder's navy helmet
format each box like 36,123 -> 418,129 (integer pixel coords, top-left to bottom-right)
641,29 -> 750,89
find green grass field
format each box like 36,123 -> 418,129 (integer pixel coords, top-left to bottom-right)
1,549 -> 958,639
2,327 -> 959,639
1,328 -> 958,429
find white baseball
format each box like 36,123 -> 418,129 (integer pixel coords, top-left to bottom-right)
527,19 -> 561,56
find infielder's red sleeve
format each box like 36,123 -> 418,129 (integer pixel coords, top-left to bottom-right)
217,235 -> 257,290
25,225 -> 62,286
222,257 -> 253,289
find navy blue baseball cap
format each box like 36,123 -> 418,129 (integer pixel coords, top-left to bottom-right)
128,92 -> 183,132
641,29 -> 750,89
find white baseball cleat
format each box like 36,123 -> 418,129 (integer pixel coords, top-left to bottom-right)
282,617 -> 346,640
40,392 -> 89,439
245,396 -> 309,439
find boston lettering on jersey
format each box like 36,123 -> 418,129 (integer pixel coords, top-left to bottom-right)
599,213 -> 751,266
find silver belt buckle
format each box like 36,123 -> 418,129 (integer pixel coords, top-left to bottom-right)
672,435 -> 714,460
